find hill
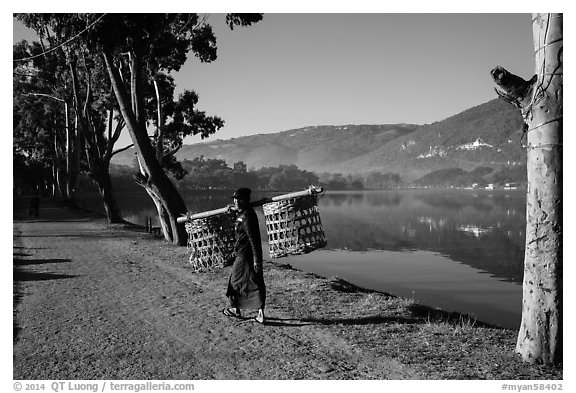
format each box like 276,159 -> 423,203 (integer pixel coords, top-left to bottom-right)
112,98 -> 525,182
332,99 -> 526,180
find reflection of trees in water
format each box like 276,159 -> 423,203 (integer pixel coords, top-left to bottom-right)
320,190 -> 526,284
444,229 -> 525,283
321,211 -> 413,251
401,219 -> 524,283
415,191 -> 525,214
325,193 -> 355,207
364,192 -> 402,207
415,192 -> 491,212
323,192 -> 403,208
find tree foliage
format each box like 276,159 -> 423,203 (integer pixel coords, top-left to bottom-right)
174,159 -> 318,191
15,13 -> 263,242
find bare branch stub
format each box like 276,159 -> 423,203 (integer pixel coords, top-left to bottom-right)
491,66 -> 537,109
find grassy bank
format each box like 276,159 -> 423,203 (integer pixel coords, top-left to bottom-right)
261,260 -> 562,379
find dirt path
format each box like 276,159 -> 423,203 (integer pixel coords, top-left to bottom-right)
13,197 -> 562,380
13,198 -> 417,380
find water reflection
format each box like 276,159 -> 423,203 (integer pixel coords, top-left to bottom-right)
319,190 -> 525,284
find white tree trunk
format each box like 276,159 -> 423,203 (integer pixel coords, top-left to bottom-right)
515,13 -> 563,365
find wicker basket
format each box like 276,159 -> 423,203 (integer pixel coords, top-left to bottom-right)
263,194 -> 327,258
185,212 -> 236,272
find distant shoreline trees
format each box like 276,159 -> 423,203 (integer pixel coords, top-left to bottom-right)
101,159 -> 527,193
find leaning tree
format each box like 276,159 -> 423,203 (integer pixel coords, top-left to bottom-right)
491,13 -> 562,365
86,13 -> 262,245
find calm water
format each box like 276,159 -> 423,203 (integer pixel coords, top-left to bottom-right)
77,188 -> 526,329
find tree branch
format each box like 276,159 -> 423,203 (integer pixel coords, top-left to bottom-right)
111,143 -> 134,157
107,110 -> 114,141
24,92 -> 65,103
132,172 -> 148,188
153,77 -> 164,163
110,117 -> 125,145
490,66 -> 537,110
161,140 -> 183,159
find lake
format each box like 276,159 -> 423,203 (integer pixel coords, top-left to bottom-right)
77,188 -> 526,329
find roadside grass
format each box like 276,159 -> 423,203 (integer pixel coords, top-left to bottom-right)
269,263 -> 563,380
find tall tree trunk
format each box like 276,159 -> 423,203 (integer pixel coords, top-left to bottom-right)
491,13 -> 562,365
102,51 -> 188,245
517,13 -> 562,365
53,128 -> 66,199
51,162 -> 59,197
93,164 -> 123,223
84,147 -> 124,224
64,102 -> 75,200
74,114 -> 82,193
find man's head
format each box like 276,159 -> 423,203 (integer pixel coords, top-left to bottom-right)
232,188 -> 251,210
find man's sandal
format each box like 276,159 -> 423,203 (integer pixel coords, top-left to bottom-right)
253,315 -> 265,325
222,308 -> 242,318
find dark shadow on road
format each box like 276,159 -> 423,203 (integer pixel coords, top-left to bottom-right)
13,280 -> 23,344
13,258 -> 70,266
13,252 -> 32,257
13,255 -> 75,343
19,233 -> 116,238
225,315 -> 312,327
259,317 -> 313,327
14,268 -> 76,282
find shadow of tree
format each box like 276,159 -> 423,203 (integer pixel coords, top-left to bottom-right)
13,252 -> 32,257
13,255 -> 76,343
14,270 -> 76,281
406,303 -> 498,329
14,258 -> 71,266
300,304 -> 500,329
328,277 -> 393,296
13,280 -> 23,343
301,315 -> 421,326
260,317 -> 313,327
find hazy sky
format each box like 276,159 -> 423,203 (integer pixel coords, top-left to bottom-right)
13,13 -> 536,147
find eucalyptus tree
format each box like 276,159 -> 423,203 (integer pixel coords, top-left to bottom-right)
15,14 -> 131,222
83,13 -> 262,245
491,13 -> 562,365
13,39 -> 69,197
17,13 -> 262,243
13,81 -> 63,196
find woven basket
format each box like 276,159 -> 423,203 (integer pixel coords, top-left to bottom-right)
263,194 -> 327,258
185,212 -> 236,271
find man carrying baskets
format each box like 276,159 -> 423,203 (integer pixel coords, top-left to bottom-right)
223,188 -> 266,324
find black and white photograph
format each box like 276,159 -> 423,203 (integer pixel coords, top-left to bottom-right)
10,2 -> 567,390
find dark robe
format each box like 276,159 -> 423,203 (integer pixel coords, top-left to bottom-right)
226,207 -> 266,310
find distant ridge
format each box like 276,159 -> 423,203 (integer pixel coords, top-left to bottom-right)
112,98 -> 525,181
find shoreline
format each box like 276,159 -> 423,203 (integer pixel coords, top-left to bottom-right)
13,196 -> 562,380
